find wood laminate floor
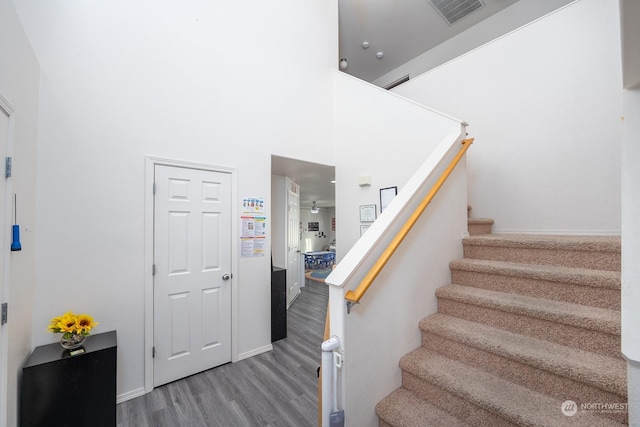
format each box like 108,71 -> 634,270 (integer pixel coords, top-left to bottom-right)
117,278 -> 329,427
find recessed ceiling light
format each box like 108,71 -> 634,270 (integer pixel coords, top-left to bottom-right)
376,52 -> 384,59
330,180 -> 336,184
361,41 -> 369,49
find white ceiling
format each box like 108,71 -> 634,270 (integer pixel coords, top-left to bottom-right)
338,0 -> 575,83
339,0 -> 519,82
271,156 -> 335,209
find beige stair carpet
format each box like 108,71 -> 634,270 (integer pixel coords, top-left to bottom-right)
376,218 -> 626,426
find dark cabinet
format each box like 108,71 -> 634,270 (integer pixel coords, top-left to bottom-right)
271,267 -> 287,342
20,330 -> 117,427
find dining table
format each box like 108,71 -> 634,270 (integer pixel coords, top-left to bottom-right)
304,251 -> 335,269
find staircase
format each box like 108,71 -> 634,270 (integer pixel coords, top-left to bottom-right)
376,218 -> 627,426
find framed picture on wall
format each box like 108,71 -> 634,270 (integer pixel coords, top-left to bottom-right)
360,224 -> 370,236
359,204 -> 377,222
380,186 -> 397,213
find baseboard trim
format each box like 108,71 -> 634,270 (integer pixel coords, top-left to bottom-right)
238,344 -> 273,361
117,387 -> 146,404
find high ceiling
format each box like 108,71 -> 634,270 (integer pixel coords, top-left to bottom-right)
338,0 -> 574,83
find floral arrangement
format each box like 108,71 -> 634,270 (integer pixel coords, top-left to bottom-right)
48,311 -> 98,339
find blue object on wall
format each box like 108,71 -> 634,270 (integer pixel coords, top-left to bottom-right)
11,224 -> 21,251
11,194 -> 21,251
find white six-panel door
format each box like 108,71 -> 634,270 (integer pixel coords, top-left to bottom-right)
153,165 -> 232,387
286,178 -> 300,307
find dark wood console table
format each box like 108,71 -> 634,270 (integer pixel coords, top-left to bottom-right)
271,267 -> 287,342
20,330 -> 117,427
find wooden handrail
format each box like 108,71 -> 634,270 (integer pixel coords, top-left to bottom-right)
344,138 -> 474,308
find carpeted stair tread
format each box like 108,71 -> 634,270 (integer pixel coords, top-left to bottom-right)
462,234 -> 620,271
376,388 -> 470,427
463,234 -> 621,251
467,218 -> 495,225
449,258 -> 620,290
400,348 -> 625,426
436,284 -> 620,335
419,314 -> 626,397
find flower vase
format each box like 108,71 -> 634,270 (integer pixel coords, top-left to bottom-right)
60,334 -> 86,350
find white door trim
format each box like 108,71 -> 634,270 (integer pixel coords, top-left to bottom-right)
0,93 -> 15,427
144,156 -> 239,394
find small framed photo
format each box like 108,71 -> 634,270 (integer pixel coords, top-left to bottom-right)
380,186 -> 397,213
360,204 -> 377,222
360,224 -> 371,236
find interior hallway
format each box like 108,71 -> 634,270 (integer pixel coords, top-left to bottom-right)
116,278 -> 329,427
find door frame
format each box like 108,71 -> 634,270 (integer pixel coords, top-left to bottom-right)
0,93 -> 15,427
144,156 -> 239,394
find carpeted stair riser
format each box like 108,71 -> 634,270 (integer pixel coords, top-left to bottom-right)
435,284 -> 621,358
462,235 -> 620,271
420,315 -> 626,397
418,315 -> 627,423
437,299 -> 621,359
376,388 -> 471,427
436,284 -> 620,334
450,259 -> 620,310
420,332 -> 627,424
400,349 -> 624,426
401,371 -> 514,427
467,218 -> 494,236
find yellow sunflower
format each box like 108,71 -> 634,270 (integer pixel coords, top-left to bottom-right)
47,314 -> 65,333
76,314 -> 98,335
58,312 -> 79,334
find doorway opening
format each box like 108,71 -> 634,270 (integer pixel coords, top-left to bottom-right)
270,156 -> 335,305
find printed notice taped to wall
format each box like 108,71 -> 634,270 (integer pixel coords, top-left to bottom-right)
241,196 -> 266,257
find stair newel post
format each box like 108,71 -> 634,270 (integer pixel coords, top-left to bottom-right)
321,336 -> 342,427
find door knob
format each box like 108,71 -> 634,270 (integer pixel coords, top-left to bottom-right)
222,274 -> 231,281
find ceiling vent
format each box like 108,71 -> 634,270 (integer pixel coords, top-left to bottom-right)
384,75 -> 410,90
429,0 -> 485,25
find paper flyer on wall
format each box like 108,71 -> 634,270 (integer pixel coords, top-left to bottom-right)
242,197 -> 265,215
240,196 -> 266,257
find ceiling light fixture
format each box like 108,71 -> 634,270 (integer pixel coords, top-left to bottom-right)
340,58 -> 348,69
376,51 -> 384,59
311,201 -> 319,214
361,41 -> 369,49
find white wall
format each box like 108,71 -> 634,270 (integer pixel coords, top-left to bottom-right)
393,0 -> 622,234
622,87 -> 640,425
330,71 -> 466,426
621,2 -> 640,423
12,0 -> 338,400
333,72 -> 465,257
339,162 -> 467,427
0,1 -> 39,425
